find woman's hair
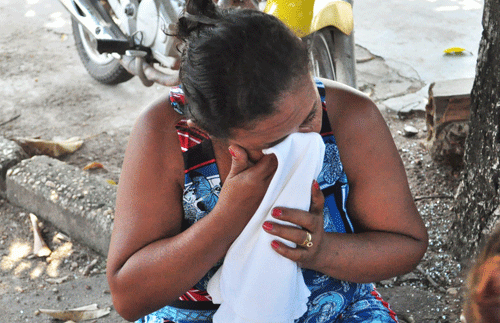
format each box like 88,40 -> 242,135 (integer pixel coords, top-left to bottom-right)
174,0 -> 310,138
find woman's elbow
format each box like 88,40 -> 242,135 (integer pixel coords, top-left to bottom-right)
107,271 -> 144,321
408,229 -> 429,270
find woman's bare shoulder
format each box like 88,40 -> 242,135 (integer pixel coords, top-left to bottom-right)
110,93 -> 186,254
320,78 -> 375,120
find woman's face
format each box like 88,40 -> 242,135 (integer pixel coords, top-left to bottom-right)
228,75 -> 323,162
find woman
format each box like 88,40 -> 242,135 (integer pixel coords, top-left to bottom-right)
463,226 -> 500,322
106,0 -> 428,321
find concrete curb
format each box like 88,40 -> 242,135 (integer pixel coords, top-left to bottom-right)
2,141 -> 115,256
0,137 -> 28,197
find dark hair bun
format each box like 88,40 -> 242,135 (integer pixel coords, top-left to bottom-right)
176,0 -> 220,40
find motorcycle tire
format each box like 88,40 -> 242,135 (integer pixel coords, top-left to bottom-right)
307,27 -> 337,81
71,17 -> 134,85
305,26 -> 356,87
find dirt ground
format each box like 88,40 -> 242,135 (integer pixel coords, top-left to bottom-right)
0,4 -> 469,323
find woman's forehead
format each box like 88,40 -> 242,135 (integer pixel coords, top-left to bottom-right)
230,77 -> 319,144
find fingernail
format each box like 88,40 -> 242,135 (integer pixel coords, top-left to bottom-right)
262,221 -> 273,231
228,147 -> 236,157
271,241 -> 280,249
272,208 -> 282,218
313,180 -> 320,190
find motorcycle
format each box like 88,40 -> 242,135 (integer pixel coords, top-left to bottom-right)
58,0 -> 356,88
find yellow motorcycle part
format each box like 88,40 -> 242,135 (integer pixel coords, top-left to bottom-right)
311,1 -> 354,36
264,0 -> 353,38
264,0 -> 314,38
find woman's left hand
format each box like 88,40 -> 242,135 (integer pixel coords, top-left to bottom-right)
262,180 -> 326,270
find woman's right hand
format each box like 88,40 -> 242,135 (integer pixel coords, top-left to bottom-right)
215,145 -> 278,222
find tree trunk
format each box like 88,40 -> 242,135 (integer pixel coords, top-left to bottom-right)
450,0 -> 500,260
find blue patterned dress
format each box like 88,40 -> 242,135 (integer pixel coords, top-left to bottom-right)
137,81 -> 398,323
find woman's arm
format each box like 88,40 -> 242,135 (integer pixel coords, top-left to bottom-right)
106,94 -> 277,321
264,78 -> 428,283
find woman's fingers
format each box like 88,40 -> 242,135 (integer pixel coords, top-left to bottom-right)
262,181 -> 326,266
219,147 -> 277,218
227,145 -> 277,180
310,180 -> 325,215
227,145 -> 251,178
263,221 -> 311,247
269,181 -> 325,231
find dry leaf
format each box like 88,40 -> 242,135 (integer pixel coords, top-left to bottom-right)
30,213 -> 51,257
39,304 -> 111,322
46,275 -> 70,284
106,179 -> 117,186
14,137 -> 83,157
83,162 -> 104,171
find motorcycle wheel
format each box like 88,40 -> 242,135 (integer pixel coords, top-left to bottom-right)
305,26 -> 356,88
307,27 -> 337,81
71,17 -> 134,85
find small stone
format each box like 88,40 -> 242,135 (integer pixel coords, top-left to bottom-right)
85,285 -> 92,290
403,125 -> 419,137
52,287 -> 59,293
45,180 -> 56,188
379,279 -> 393,286
50,191 -> 59,202
447,287 -> 458,295
398,272 -> 419,282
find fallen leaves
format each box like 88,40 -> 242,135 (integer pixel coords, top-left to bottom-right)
38,304 -> 111,322
29,213 -> 51,257
82,162 -> 104,171
14,137 -> 83,157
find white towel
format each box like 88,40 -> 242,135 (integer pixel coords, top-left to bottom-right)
207,132 -> 326,323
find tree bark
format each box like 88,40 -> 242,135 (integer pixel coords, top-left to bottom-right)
450,0 -> 500,260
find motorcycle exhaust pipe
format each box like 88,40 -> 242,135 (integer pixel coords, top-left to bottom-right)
58,0 -> 131,53
59,0 -> 179,86
120,52 -> 180,87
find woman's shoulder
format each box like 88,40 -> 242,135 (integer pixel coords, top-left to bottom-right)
135,92 -> 184,132
320,78 -> 374,113
318,78 -> 380,135
123,92 -> 186,183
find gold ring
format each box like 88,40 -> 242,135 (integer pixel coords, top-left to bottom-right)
301,231 -> 313,248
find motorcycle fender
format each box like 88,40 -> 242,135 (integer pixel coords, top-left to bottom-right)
310,1 -> 354,36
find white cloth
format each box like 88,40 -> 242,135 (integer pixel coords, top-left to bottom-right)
207,132 -> 326,323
